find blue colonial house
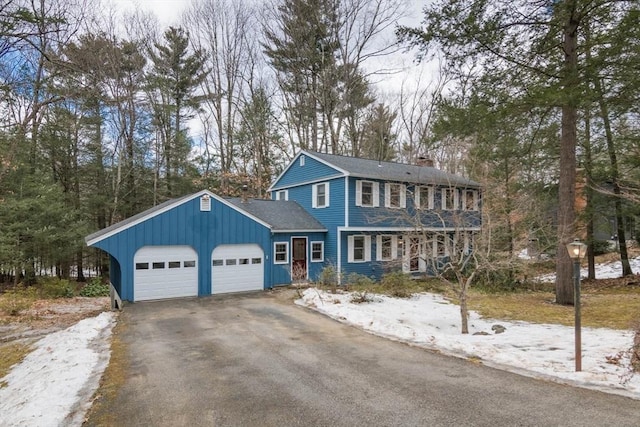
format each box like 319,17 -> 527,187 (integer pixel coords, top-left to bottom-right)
85,150 -> 480,301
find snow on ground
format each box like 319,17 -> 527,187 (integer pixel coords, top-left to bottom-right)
0,312 -> 116,427
297,289 -> 639,399
537,256 -> 640,282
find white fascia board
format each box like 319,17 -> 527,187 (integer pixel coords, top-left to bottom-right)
86,190 -> 273,246
267,150 -> 348,192
340,226 -> 481,233
269,174 -> 344,191
271,229 -> 328,233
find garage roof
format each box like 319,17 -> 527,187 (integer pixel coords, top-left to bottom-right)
226,198 -> 327,232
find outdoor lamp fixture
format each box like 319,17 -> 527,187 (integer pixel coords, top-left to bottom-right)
566,239 -> 587,372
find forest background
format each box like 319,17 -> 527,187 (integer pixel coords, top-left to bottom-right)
0,0 -> 638,304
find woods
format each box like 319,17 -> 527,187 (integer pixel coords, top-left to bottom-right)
0,0 -> 639,306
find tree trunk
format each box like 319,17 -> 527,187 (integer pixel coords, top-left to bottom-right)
555,3 -> 579,306
584,108 -> 596,279
595,78 -> 632,276
459,285 -> 469,334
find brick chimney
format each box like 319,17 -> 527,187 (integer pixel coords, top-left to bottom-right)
416,156 -> 434,167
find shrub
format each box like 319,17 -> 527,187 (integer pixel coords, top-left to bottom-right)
344,273 -> 375,290
380,271 -> 414,298
39,277 -> 76,299
79,278 -> 110,297
350,290 -> 372,304
592,240 -> 613,256
471,268 -> 523,293
318,265 -> 338,293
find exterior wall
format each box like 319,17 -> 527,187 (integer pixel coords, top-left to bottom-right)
271,232 -> 328,284
271,153 -> 343,189
348,177 -> 482,229
92,196 -> 273,301
275,176 -> 346,279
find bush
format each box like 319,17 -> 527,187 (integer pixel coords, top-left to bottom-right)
344,273 -> 375,290
79,278 -> 110,297
380,271 -> 414,298
471,268 -> 524,293
39,277 -> 75,299
592,240 -> 613,256
318,265 -> 338,293
350,290 -> 372,304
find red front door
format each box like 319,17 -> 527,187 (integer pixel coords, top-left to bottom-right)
292,238 -> 307,280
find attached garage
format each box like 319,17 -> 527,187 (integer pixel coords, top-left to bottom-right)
85,190 -> 326,302
134,246 -> 198,301
212,244 -> 263,294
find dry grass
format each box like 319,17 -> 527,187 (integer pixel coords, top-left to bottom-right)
83,318 -> 128,426
0,342 -> 33,387
467,288 -> 640,330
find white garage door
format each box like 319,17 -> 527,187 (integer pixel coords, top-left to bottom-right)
212,244 -> 264,294
134,246 -> 198,301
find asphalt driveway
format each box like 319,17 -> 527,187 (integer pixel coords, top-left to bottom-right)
86,290 -> 640,426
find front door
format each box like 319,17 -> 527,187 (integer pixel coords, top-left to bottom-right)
292,238 -> 307,280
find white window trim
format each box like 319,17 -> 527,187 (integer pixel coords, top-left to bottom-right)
312,182 -> 330,208
376,235 -> 398,261
355,180 -> 379,207
415,186 -> 434,210
442,188 -> 459,211
274,242 -> 289,264
384,183 -> 406,208
310,241 -> 324,262
348,235 -> 371,263
463,189 -> 479,211
275,190 -> 288,201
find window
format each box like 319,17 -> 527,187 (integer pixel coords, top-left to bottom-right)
442,188 -> 458,210
348,235 -> 371,263
251,258 -> 262,264
376,235 -> 393,261
152,262 -> 165,269
274,242 -> 289,264
415,186 -> 434,210
436,234 -> 446,256
168,261 -> 181,268
463,189 -> 478,211
212,259 -> 223,266
311,241 -> 324,262
239,258 -> 249,265
275,190 -> 288,201
356,180 -> 379,207
200,194 -> 211,211
135,262 -> 149,270
300,155 -> 305,166
226,259 -> 237,266
385,183 -> 406,208
312,182 -> 329,208
184,260 -> 196,268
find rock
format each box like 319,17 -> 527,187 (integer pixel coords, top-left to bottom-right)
492,324 -> 506,334
473,331 -> 490,336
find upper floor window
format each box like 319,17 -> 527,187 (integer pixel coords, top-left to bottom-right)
275,190 -> 288,201
415,186 -> 434,210
385,183 -> 406,208
356,180 -> 379,207
312,182 -> 329,208
442,188 -> 458,210
462,189 -> 478,211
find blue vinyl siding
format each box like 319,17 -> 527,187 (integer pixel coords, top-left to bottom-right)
92,196 -> 273,301
272,153 -> 343,189
348,178 -> 481,229
271,232 -> 328,285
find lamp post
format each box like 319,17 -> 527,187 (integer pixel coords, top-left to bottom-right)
566,239 -> 587,371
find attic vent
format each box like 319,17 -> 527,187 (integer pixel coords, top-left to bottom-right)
300,155 -> 305,166
200,194 -> 211,212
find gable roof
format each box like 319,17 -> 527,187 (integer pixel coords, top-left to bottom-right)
306,151 -> 480,188
85,190 -> 327,246
225,198 -> 326,232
